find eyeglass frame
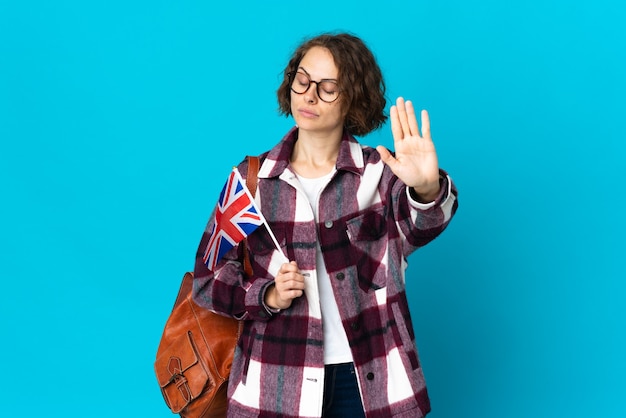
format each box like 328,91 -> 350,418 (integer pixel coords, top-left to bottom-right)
287,71 -> 341,103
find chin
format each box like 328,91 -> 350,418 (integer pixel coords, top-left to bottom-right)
293,118 -> 315,131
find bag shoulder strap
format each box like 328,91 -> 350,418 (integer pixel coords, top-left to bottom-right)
246,155 -> 260,197
243,155 -> 260,277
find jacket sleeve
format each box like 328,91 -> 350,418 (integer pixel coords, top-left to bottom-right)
393,168 -> 459,256
192,162 -> 277,322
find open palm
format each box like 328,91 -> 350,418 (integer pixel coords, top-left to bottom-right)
377,97 -> 440,201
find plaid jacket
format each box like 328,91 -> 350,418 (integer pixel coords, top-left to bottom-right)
193,127 -> 458,418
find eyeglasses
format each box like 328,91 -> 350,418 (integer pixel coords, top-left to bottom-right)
288,71 -> 340,103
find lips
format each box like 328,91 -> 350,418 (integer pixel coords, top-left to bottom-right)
298,108 -> 318,118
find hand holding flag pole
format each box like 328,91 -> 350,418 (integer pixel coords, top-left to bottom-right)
202,167 -> 287,271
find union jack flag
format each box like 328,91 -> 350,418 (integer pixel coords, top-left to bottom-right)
202,167 -> 265,271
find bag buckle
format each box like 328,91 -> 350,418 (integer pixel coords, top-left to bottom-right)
167,356 -> 192,402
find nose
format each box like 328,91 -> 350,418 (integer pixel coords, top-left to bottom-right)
303,82 -> 318,104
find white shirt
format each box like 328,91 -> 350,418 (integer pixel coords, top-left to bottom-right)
295,169 -> 354,365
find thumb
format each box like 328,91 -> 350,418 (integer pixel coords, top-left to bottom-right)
376,145 -> 396,167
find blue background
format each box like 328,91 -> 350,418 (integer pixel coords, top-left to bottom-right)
1,1 -> 624,416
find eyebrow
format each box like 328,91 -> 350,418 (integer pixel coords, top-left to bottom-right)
297,66 -> 338,83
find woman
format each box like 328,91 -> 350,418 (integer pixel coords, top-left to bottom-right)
193,32 -> 458,418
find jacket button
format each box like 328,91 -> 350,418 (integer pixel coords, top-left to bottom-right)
367,372 -> 374,380
350,322 -> 360,331
336,272 -> 345,281
324,220 -> 333,228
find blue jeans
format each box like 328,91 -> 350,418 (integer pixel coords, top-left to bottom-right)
323,363 -> 366,418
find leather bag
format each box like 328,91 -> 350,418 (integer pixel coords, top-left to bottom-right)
154,156 -> 260,417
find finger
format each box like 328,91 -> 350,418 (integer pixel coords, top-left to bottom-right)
277,281 -> 303,295
376,145 -> 398,171
284,272 -> 305,284
277,288 -> 302,303
421,109 -> 431,139
389,105 -> 404,141
277,272 -> 301,287
279,280 -> 304,296
276,277 -> 304,293
287,278 -> 306,289
376,145 -> 391,161
396,97 -> 412,137
280,262 -> 298,275
405,100 -> 420,137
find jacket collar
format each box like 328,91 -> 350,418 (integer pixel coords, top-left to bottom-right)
258,126 -> 364,179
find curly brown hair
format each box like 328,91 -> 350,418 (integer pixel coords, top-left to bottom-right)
277,33 -> 387,137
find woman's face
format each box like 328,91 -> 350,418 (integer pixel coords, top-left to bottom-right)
290,46 -> 345,137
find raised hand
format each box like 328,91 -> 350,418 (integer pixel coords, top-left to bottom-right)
377,97 -> 441,202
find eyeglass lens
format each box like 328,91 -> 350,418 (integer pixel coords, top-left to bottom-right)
290,72 -> 339,103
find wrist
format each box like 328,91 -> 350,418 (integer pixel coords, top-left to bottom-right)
264,284 -> 278,309
410,176 -> 443,203
264,284 -> 285,312
410,186 -> 439,203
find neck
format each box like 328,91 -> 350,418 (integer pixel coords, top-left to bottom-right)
290,128 -> 342,178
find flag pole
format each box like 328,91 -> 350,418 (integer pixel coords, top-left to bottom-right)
261,222 -> 288,263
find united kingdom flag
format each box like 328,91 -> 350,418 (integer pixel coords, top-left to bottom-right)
202,167 -> 265,271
